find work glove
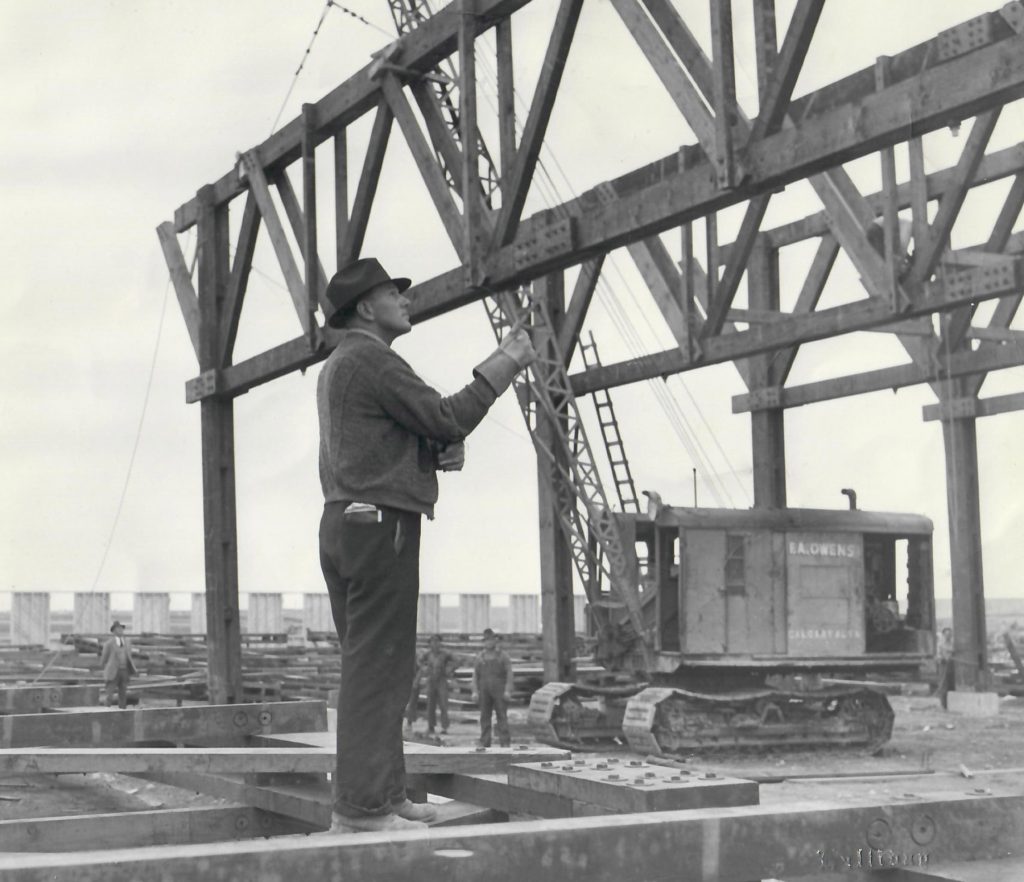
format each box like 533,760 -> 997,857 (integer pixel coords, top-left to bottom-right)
473,327 -> 537,396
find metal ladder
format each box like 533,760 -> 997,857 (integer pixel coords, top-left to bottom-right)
578,332 -> 641,514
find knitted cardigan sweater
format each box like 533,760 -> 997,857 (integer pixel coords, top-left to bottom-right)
316,330 -> 497,518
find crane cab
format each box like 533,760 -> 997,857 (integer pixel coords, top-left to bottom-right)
614,506 -> 935,677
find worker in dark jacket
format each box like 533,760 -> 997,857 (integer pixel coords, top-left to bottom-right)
99,620 -> 137,709
317,258 -> 535,834
406,635 -> 459,737
472,628 -> 514,747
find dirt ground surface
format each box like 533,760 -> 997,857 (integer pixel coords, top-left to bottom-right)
3,692 -> 1023,826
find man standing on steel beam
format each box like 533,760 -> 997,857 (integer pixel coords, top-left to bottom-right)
317,258 -> 535,833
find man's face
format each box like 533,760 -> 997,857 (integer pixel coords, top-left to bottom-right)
113,626 -> 124,637
483,636 -> 497,651
361,282 -> 411,339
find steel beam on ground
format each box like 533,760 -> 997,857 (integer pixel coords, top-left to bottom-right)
0,806 -> 312,853
3,791 -> 1022,882
0,701 -> 328,749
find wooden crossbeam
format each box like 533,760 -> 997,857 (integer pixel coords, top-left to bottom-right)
923,390 -> 1024,422
0,701 -> 327,749
701,194 -> 772,337
181,23 -> 1024,400
746,0 -> 824,142
0,806 -> 311,853
3,792 -> 1022,882
496,17 -> 516,177
732,344 -> 1024,413
238,152 -> 311,336
220,192 -> 260,366
751,0 -> 778,100
380,74 -> 466,261
610,0 -> 717,163
172,0 -> 534,230
772,234 -> 839,383
274,169 -> 330,313
945,172 -> 1024,348
709,0 -> 738,188
570,262 -> 1023,394
490,0 -> 583,248
557,256 -> 604,366
907,109 -> 1002,286
155,222 -> 200,358
338,101 -> 393,267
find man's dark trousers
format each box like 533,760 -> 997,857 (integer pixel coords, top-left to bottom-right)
478,682 -> 510,747
320,502 -> 421,816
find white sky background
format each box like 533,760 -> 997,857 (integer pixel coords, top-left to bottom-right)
1,0 -> 1021,613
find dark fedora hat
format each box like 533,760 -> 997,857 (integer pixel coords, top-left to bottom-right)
325,258 -> 411,328
110,620 -> 125,632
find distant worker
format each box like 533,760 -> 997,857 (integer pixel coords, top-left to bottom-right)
317,258 -> 535,834
472,628 -> 514,748
936,626 -> 955,710
406,635 -> 458,737
100,620 -> 137,710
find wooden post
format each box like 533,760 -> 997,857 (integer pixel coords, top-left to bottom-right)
747,237 -> 786,507
941,382 -> 988,691
246,594 -> 284,634
535,273 -> 576,681
133,593 -> 171,634
73,593 -> 110,634
11,593 -> 50,646
417,593 -> 442,634
301,103 -> 319,342
197,184 -> 242,704
459,0 -> 481,278
459,594 -> 491,633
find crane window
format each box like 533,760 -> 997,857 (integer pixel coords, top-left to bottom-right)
725,534 -> 746,595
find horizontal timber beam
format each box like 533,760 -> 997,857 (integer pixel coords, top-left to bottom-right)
923,390 -> 1024,422
0,744 -> 567,777
181,11 -> 1024,401
571,262 -> 1023,395
172,0 -> 532,230
0,806 -> 311,852
0,701 -> 327,749
2,792 -> 1022,881
732,344 -> 1024,413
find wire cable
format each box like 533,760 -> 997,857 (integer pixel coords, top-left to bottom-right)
87,262 -> 173,594
269,1 -> 335,136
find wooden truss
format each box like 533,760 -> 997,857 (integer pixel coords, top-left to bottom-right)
158,0 -> 1024,698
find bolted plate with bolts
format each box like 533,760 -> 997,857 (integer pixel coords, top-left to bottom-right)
508,757 -> 758,814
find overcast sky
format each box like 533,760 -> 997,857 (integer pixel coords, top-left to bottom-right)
1,0 -> 1021,615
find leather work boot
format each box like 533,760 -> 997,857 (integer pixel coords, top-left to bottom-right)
328,812 -> 427,834
394,798 -> 438,823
